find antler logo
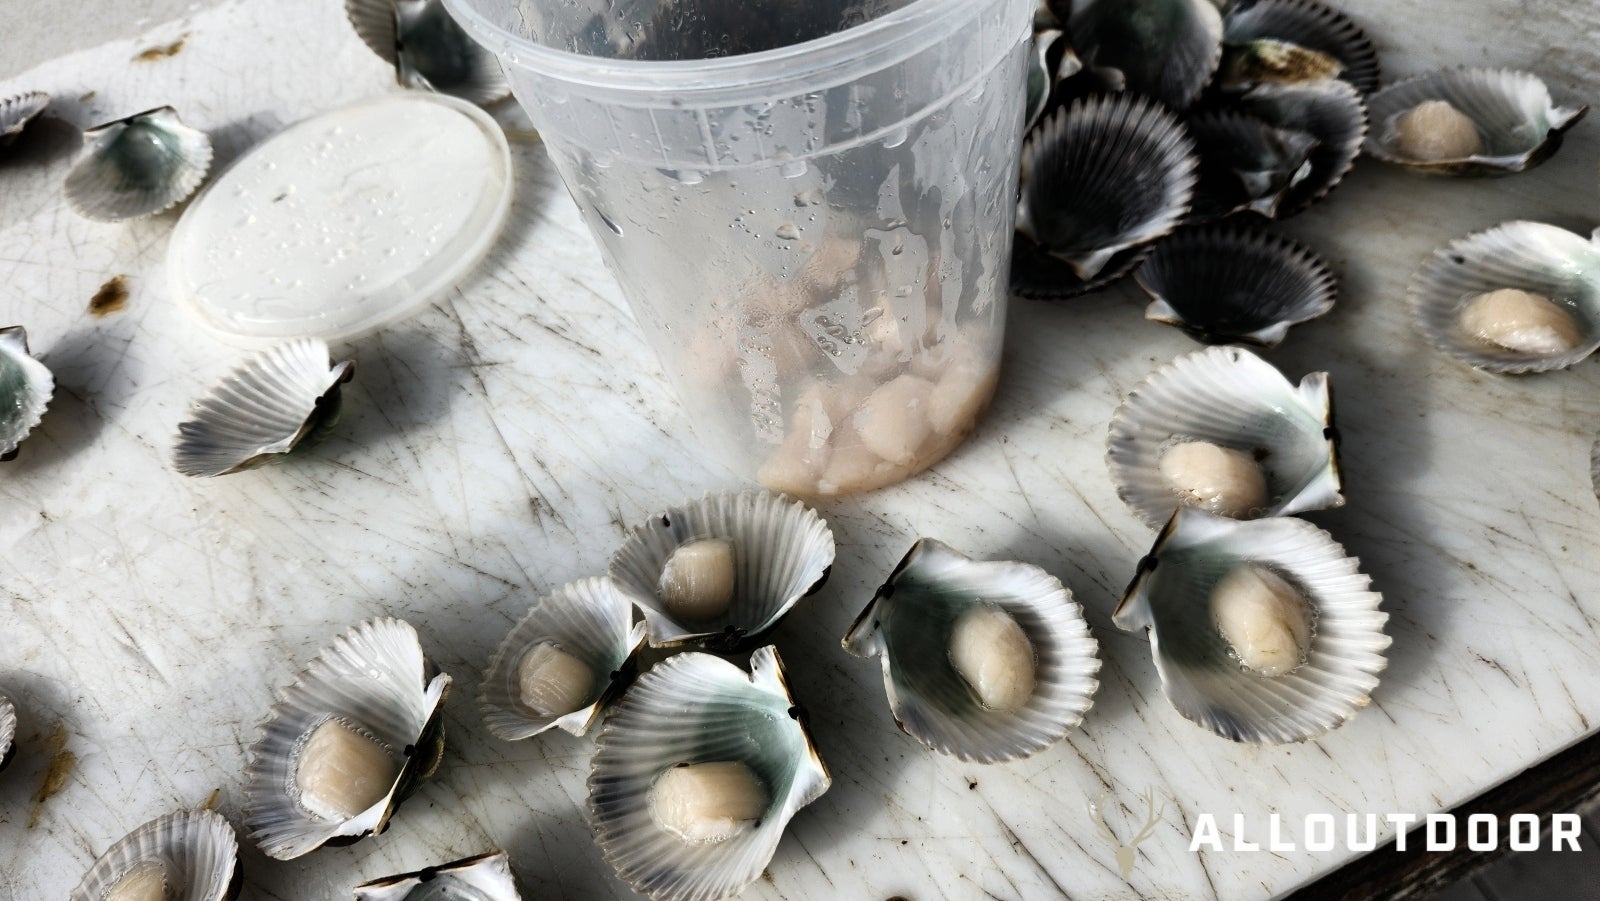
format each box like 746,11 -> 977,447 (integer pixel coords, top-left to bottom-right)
1088,788 -> 1165,882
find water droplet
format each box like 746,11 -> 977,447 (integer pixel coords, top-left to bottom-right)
883,127 -> 908,148
779,159 -> 808,178
598,209 -> 624,236
775,223 -> 800,241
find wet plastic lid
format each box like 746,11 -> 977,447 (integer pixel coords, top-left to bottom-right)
170,92 -> 512,342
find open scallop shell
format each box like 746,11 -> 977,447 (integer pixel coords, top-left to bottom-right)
0,693 -> 15,773
1232,79 -> 1366,217
480,577 -> 648,740
1221,0 -> 1379,94
609,491 -> 835,651
841,539 -> 1100,763
65,106 -> 212,222
243,618 -> 451,860
1408,221 -> 1600,373
0,326 -> 55,462
173,338 -> 355,477
1069,0 -> 1223,110
355,850 -> 521,900
1365,69 -> 1586,176
70,809 -> 241,901
588,646 -> 829,901
1183,109 -> 1319,220
0,91 -> 49,145
346,0 -> 510,105
1014,94 -> 1198,295
1113,507 -> 1390,743
1107,345 -> 1343,529
1137,225 -> 1338,345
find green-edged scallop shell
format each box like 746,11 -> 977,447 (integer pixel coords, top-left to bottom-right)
70,809 -> 241,901
1365,68 -> 1586,176
587,646 -> 829,901
842,539 -> 1100,763
1107,345 -> 1343,528
1013,94 -> 1198,299
1221,0 -> 1379,93
609,491 -> 834,650
346,0 -> 510,105
242,618 -> 451,860
479,577 -> 647,740
1137,225 -> 1338,346
0,326 -> 54,461
173,339 -> 355,477
1114,508 -> 1390,744
65,106 -> 212,222
1408,221 -> 1600,373
354,850 -> 522,900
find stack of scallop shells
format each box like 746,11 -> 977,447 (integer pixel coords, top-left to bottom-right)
1019,0 -> 1590,743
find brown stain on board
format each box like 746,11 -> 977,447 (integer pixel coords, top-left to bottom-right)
134,34 -> 188,61
89,275 -> 128,317
28,721 -> 76,828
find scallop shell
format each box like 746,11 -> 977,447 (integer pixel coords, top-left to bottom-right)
1137,225 -> 1338,346
70,809 -> 241,901
842,539 -> 1101,763
355,850 -> 521,900
1232,79 -> 1367,217
1365,68 -> 1586,176
346,0 -> 510,105
0,91 -> 49,145
1013,94 -> 1198,296
1183,109 -> 1319,220
65,106 -> 213,222
0,693 -> 15,773
1113,507 -> 1391,744
242,618 -> 451,860
1069,0 -> 1224,110
0,326 -> 55,462
480,577 -> 648,740
173,338 -> 355,477
1221,0 -> 1380,93
1407,221 -> 1600,373
609,491 -> 835,650
1107,345 -> 1343,529
587,646 -> 829,901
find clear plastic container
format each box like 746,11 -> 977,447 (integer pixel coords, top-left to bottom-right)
447,0 -> 1032,496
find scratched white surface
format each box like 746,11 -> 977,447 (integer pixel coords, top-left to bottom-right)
3,1 -> 1600,899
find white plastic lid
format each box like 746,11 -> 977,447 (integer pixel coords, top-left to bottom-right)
170,92 -> 512,342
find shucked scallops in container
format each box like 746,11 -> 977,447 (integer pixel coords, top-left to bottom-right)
446,0 -> 1034,498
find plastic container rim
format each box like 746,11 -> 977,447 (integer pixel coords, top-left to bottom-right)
442,0 -> 1021,102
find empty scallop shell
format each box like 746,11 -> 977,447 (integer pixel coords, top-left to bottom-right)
480,577 -> 648,740
0,693 -> 15,773
1013,94 -> 1198,297
1114,507 -> 1391,744
1069,0 -> 1223,110
346,0 -> 510,105
1183,109 -> 1319,220
1232,79 -> 1367,217
842,539 -> 1101,763
1221,0 -> 1380,93
243,618 -> 451,860
609,491 -> 835,650
1107,345 -> 1343,529
65,106 -> 212,222
1408,221 -> 1600,373
173,338 -> 355,477
0,326 -> 55,461
1365,68 -> 1586,176
1137,225 -> 1338,345
0,91 -> 49,145
70,809 -> 241,901
355,850 -> 522,900
588,646 -> 829,901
